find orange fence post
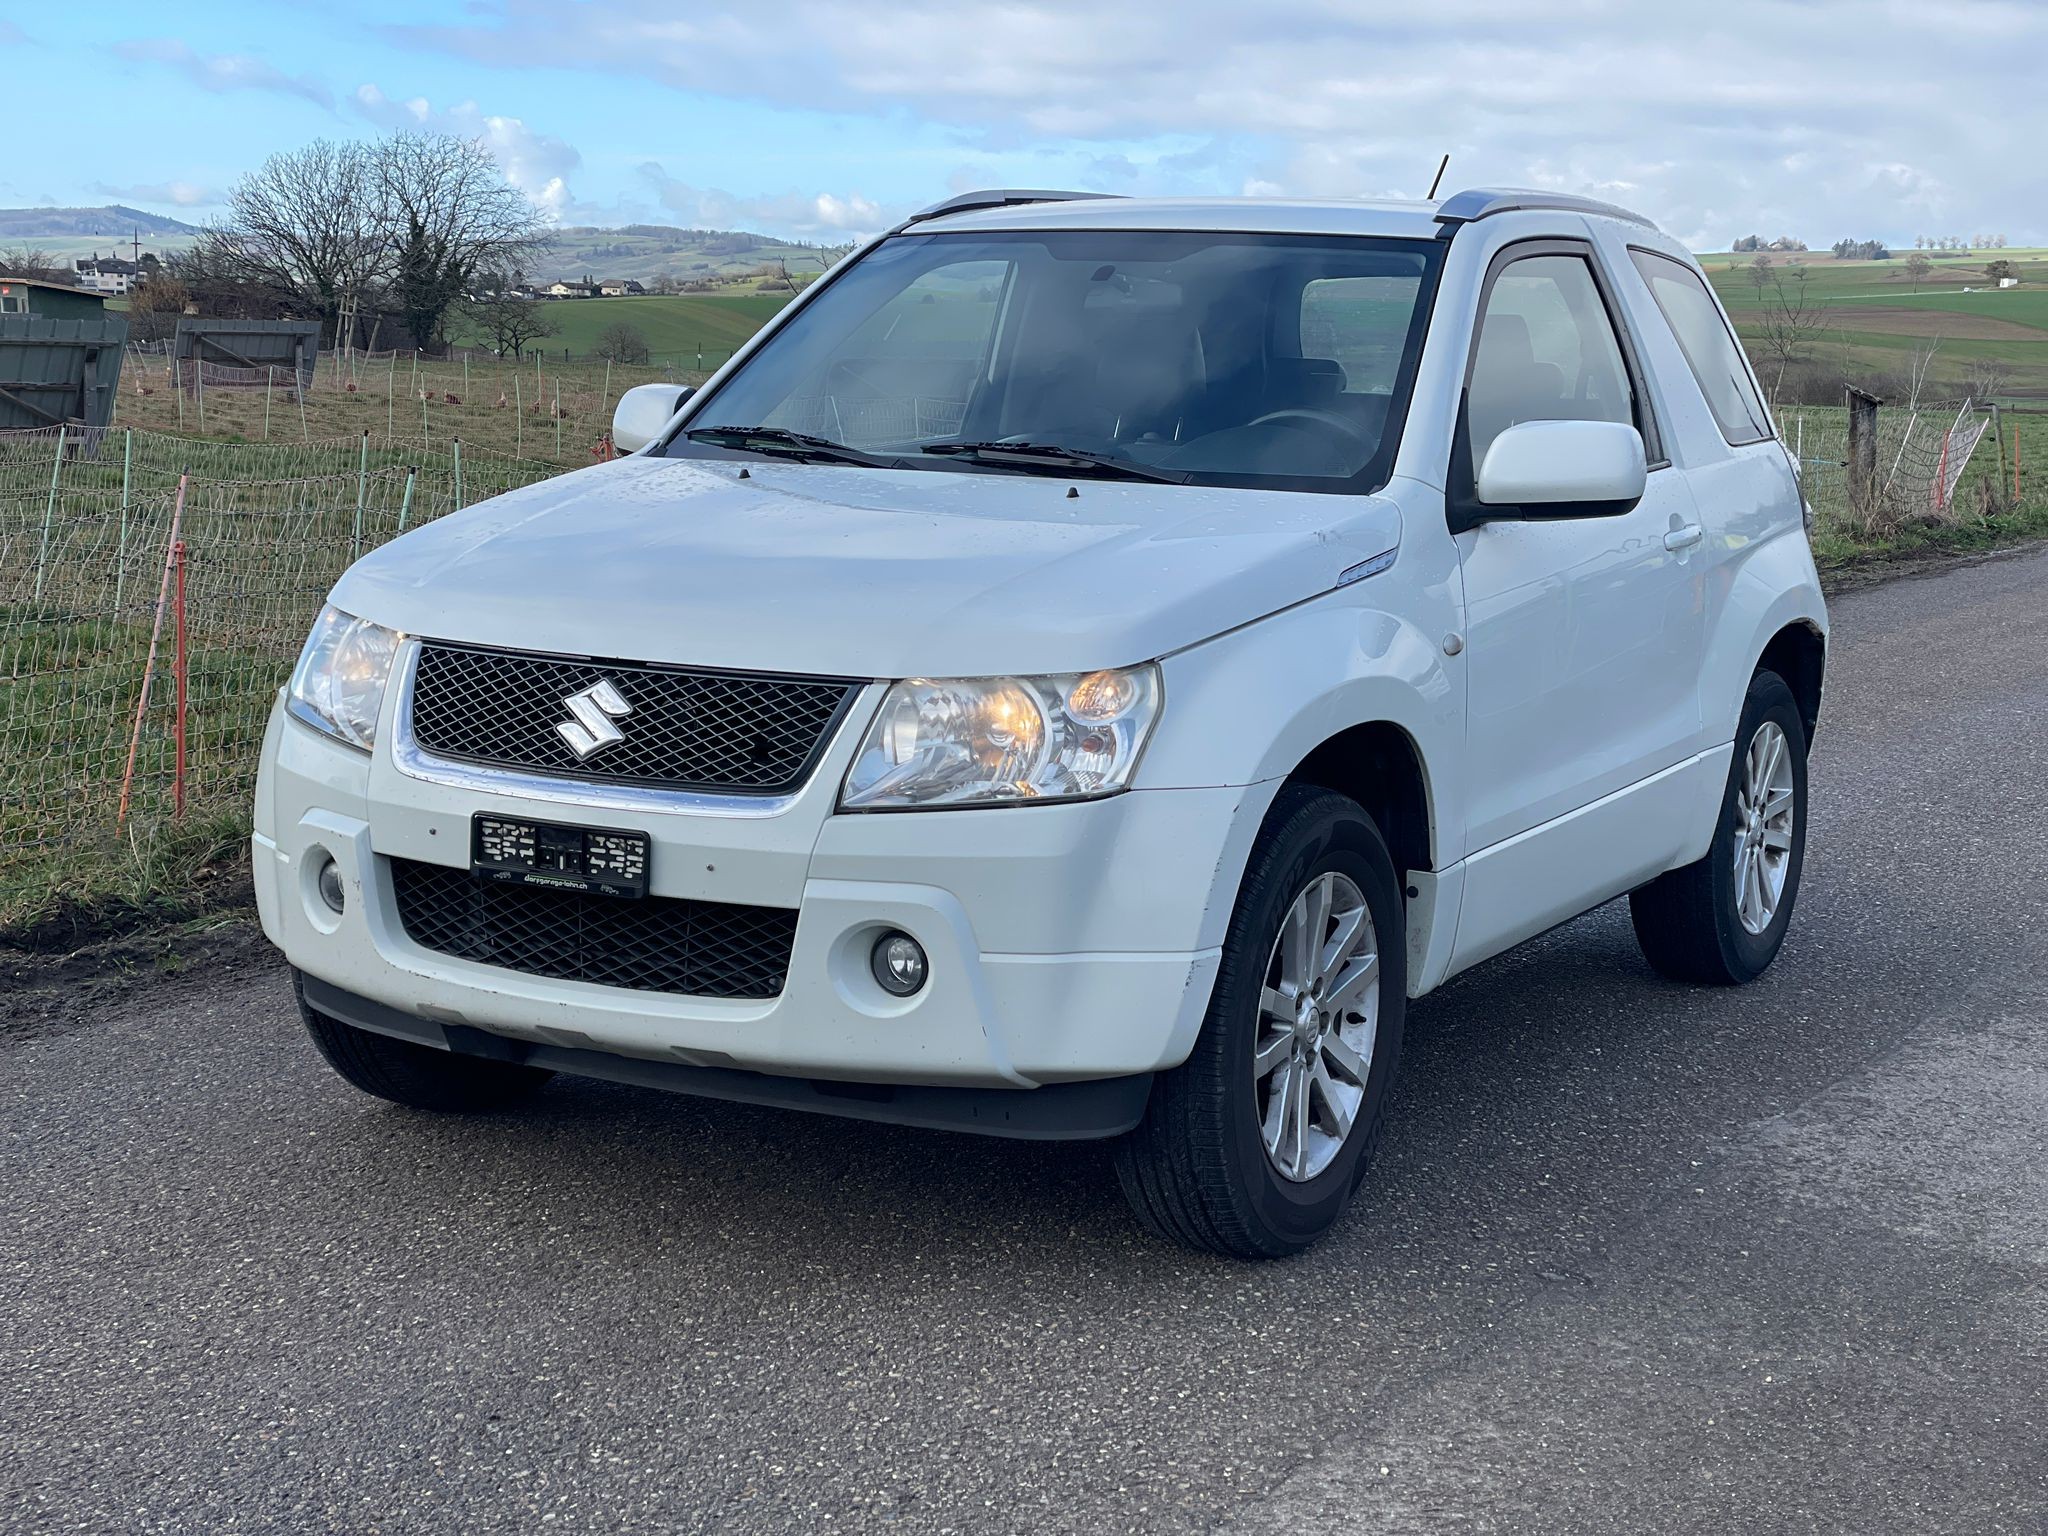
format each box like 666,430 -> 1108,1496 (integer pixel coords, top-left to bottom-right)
173,540 -> 189,820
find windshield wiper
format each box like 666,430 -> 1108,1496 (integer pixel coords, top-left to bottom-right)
681,425 -> 901,468
920,440 -> 1190,484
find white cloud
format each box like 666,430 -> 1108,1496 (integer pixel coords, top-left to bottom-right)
353,84 -> 584,218
113,37 -> 332,109
394,0 -> 2048,244
637,167 -> 891,238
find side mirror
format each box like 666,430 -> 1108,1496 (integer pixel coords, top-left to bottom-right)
611,383 -> 695,454
1474,419 -> 1646,518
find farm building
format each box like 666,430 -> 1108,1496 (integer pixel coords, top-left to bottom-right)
598,279 -> 645,296
0,276 -> 109,321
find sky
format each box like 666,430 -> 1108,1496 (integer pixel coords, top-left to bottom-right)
2,0 -> 2042,250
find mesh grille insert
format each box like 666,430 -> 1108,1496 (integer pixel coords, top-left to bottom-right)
390,858 -> 797,999
407,643 -> 859,793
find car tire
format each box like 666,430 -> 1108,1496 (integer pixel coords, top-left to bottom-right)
294,971 -> 554,1111
1630,669 -> 1809,985
1114,785 -> 1407,1259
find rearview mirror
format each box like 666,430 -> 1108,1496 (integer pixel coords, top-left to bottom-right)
612,383 -> 695,454
1474,419 -> 1646,517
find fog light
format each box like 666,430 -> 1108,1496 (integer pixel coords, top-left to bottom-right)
315,855 -> 346,914
870,931 -> 928,996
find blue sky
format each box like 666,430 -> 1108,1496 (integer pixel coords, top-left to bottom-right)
3,0 -> 2043,248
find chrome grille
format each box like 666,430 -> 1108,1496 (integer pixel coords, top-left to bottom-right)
406,642 -> 859,793
390,858 -> 797,998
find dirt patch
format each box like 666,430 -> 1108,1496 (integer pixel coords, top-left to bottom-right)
1826,306 -> 2048,343
0,914 -> 276,1050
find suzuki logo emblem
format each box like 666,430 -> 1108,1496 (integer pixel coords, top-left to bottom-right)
556,679 -> 631,759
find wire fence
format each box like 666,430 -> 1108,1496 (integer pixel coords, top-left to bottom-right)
1,425 -> 564,872
1781,397 -> 2016,534
112,347 -> 703,466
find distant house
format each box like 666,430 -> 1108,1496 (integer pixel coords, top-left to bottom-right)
598,279 -> 645,297
545,280 -> 601,299
0,275 -> 108,320
74,254 -> 144,295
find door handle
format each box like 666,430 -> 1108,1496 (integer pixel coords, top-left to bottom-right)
1664,523 -> 1703,552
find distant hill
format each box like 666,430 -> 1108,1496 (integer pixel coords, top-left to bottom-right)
529,224 -> 838,286
0,204 -> 204,240
0,206 -> 835,288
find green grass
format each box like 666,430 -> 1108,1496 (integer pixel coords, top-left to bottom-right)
447,293 -> 792,369
1809,496 -> 2048,571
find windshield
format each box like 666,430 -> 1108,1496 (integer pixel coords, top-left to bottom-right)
664,229 -> 1442,493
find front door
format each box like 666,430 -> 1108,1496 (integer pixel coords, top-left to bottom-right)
1450,244 -> 1706,965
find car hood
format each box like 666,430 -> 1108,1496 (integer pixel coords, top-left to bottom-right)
332,455 -> 1404,678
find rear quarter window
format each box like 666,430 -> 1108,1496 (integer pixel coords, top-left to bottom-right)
1629,250 -> 1774,445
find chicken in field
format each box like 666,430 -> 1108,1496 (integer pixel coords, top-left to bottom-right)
444,393 -> 461,405
495,391 -> 508,409
345,381 -> 359,393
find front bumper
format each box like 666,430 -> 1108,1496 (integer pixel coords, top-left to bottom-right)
254,695 -> 1247,1112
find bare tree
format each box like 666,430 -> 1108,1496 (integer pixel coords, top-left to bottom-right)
1903,253 -> 1933,291
124,274 -> 193,343
1748,253 -> 1773,294
466,295 -> 558,359
1904,336 -> 1942,409
375,133 -> 544,351
1752,264 -> 1830,396
0,245 -> 70,284
594,322 -> 651,364
208,139 -> 384,343
1963,356 -> 2011,403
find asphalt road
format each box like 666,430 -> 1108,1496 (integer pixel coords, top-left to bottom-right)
6,548 -> 2047,1535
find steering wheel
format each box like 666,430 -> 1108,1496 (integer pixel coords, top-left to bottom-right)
1243,407 -> 1375,446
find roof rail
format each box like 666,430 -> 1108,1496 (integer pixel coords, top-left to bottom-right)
899,188 -> 1123,228
1433,187 -> 1657,231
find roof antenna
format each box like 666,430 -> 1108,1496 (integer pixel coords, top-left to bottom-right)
1426,154 -> 1451,201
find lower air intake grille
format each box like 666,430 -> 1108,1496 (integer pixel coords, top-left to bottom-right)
390,859 -> 797,999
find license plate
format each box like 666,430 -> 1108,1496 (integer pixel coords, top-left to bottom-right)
471,814 -> 649,899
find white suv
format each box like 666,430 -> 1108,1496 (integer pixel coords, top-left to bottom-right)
257,188 -> 1825,1257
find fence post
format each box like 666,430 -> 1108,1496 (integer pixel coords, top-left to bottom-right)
33,424 -> 66,602
1845,387 -> 1880,522
117,472 -> 189,828
464,354 -> 470,393
174,356 -> 184,429
396,467 -> 417,533
115,428 -> 133,610
1990,404 -> 2008,499
263,367 -> 274,439
172,540 -> 188,820
1935,427 -> 1950,514
555,377 -> 562,457
514,373 -> 523,456
453,438 -> 463,512
354,430 -> 369,559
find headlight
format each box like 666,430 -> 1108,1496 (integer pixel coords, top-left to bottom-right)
286,604 -> 400,750
841,665 -> 1161,809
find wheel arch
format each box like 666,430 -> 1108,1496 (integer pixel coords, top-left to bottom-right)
1756,619 -> 1826,744
1282,719 -> 1436,878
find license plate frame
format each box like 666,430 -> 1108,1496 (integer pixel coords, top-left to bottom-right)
470,814 -> 649,899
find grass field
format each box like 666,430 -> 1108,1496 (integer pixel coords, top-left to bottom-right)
446,293 -> 792,369
1703,249 -> 2048,400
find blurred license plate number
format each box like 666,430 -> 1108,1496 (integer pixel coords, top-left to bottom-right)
471,815 -> 648,898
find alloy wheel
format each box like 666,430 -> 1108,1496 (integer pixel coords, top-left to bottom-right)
1252,871 -> 1381,1182
1733,720 -> 1797,934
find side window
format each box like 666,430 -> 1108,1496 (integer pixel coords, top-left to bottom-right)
1629,249 -> 1773,445
1466,253 -> 1635,469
